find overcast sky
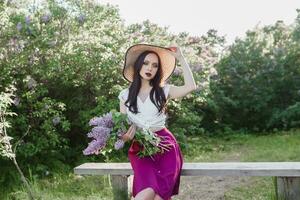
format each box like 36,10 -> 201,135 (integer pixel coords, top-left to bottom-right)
96,0 -> 300,44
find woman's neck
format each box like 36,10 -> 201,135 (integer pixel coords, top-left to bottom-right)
140,80 -> 152,92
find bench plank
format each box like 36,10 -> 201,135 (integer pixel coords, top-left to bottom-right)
74,162 -> 300,177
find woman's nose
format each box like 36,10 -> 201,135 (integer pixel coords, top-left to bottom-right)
147,64 -> 154,70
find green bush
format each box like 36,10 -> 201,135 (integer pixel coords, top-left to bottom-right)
1,1 -> 217,191
0,0 -> 127,189
207,16 -> 300,132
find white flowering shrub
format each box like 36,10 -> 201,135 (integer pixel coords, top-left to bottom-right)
0,1 -> 223,189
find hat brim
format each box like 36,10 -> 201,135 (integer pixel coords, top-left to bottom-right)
122,44 -> 176,85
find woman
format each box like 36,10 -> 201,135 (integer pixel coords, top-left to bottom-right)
118,44 -> 197,200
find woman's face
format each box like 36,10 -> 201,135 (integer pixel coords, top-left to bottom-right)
139,53 -> 159,81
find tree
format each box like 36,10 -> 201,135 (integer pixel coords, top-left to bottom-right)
0,84 -> 36,200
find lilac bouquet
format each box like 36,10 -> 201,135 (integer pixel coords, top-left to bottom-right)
83,109 -> 163,159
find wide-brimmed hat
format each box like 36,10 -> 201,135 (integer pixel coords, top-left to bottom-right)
122,44 -> 176,85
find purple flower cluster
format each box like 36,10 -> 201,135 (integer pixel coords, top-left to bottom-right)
27,77 -> 37,89
25,16 -> 31,25
52,116 -> 61,125
41,14 -> 51,23
88,112 -> 113,128
87,126 -> 111,139
16,22 -> 22,31
13,96 -> 20,106
77,14 -> 86,24
83,112 -> 125,156
114,139 -> 125,150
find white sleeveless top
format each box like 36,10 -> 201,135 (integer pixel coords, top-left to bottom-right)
118,84 -> 173,132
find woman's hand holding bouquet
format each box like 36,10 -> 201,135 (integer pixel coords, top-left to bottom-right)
83,109 -> 172,160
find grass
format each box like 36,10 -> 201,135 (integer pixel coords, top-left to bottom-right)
224,177 -> 277,200
1,129 -> 300,200
1,173 -> 114,200
184,129 -> 300,200
184,128 -> 300,162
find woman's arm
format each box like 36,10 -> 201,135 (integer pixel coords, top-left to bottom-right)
121,123 -> 136,142
119,100 -> 127,114
167,46 -> 197,99
119,99 -> 137,142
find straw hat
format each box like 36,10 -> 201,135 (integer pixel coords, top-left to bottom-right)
122,44 -> 177,85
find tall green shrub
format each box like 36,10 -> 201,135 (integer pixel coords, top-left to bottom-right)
207,15 -> 300,132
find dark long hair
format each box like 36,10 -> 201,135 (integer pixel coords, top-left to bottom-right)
124,50 -> 168,115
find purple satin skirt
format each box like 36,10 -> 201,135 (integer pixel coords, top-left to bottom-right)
128,127 -> 183,200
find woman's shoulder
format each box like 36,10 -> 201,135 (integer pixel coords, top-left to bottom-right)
120,87 -> 129,93
118,87 -> 129,102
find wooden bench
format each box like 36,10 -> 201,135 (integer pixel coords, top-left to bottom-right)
74,162 -> 300,200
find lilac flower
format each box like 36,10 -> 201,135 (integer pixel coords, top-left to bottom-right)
89,117 -> 104,126
25,16 -> 31,25
87,126 -> 111,140
77,14 -> 86,24
193,64 -> 203,72
102,112 -> 113,128
27,77 -> 37,89
117,129 -> 125,138
89,112 -> 113,128
114,139 -> 125,150
188,37 -> 200,44
83,111 -> 130,156
52,116 -> 61,125
16,22 -> 22,31
13,96 -> 20,106
173,68 -> 181,76
83,139 -> 106,155
44,104 -> 50,110
41,14 -> 51,23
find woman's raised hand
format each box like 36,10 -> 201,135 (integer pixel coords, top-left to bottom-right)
121,124 -> 137,142
167,45 -> 184,60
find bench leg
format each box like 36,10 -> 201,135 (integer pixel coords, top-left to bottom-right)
111,175 -> 129,200
276,177 -> 300,200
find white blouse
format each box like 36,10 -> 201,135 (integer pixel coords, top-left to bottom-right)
118,84 -> 173,132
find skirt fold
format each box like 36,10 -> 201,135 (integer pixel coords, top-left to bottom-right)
128,128 -> 183,200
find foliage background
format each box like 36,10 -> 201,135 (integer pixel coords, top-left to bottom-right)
0,0 -> 299,196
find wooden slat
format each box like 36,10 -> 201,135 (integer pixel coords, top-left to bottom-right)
74,162 -> 300,177
74,163 -> 132,175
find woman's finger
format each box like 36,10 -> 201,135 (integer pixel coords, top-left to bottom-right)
158,144 -> 169,151
158,143 -> 173,151
129,126 -> 136,139
121,133 -> 128,142
122,125 -> 135,141
126,125 -> 134,135
124,125 -> 134,140
159,146 -> 169,152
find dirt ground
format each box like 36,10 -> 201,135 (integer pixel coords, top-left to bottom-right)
129,152 -> 253,200
173,152 -> 252,200
172,175 -> 251,200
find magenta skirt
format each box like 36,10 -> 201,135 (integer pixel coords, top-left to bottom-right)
128,128 -> 183,200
